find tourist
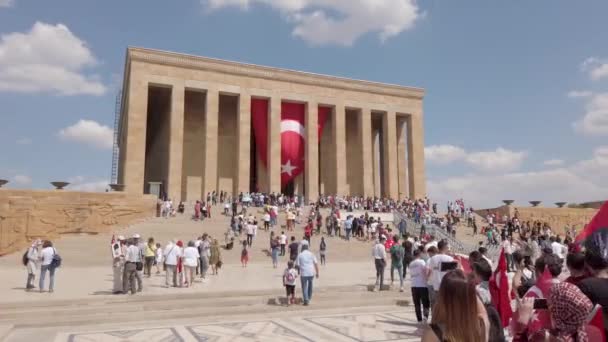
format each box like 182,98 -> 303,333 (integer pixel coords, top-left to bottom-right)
39,240 -> 58,293
402,239 -> 414,279
263,211 -> 270,231
241,240 -> 249,267
502,236 -> 514,272
296,240 -> 319,306
154,242 -> 162,275
132,234 -> 144,291
199,234 -> 210,280
422,270 -> 489,342
565,252 -> 587,285
319,237 -> 327,265
210,239 -> 222,275
479,246 -> 493,268
426,240 -> 454,307
372,235 -> 387,292
471,259 -> 492,304
144,237 -> 156,277
25,239 -> 40,290
409,249 -> 430,323
389,235 -> 405,291
279,231 -> 287,256
283,260 -> 298,306
512,250 -> 535,298
246,220 -> 256,247
288,236 -> 299,261
577,232 -> 608,334
513,282 -> 593,341
112,236 -> 126,294
123,239 -> 141,294
271,235 -> 280,268
164,240 -> 180,287
183,240 -> 200,287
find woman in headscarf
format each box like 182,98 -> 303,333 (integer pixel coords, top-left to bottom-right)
513,282 -> 594,341
209,239 -> 222,275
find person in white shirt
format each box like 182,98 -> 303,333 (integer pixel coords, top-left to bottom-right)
199,234 -> 211,280
279,231 -> 287,256
426,240 -> 454,306
183,241 -> 200,287
372,236 -> 387,292
124,238 -> 142,294
25,239 -> 40,290
502,237 -> 514,272
39,240 -> 57,293
163,240 -> 181,287
296,240 -> 319,306
112,235 -> 127,294
409,249 -> 430,322
550,236 -> 567,260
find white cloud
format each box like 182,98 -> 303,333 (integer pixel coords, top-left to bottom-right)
58,119 -> 114,149
567,90 -> 592,98
543,159 -> 564,166
68,176 -> 109,192
425,144 -> 466,164
13,174 -> 31,185
204,0 -> 420,46
0,0 -> 14,8
15,137 -> 31,145
465,148 -> 526,172
0,22 -> 106,95
581,57 -> 608,81
573,92 -> 608,136
428,147 -> 608,209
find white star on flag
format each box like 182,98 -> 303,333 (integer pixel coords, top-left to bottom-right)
281,160 -> 297,176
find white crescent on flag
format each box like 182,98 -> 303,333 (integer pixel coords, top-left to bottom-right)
280,119 -> 306,139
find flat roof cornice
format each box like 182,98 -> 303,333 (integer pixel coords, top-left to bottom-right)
127,47 -> 425,99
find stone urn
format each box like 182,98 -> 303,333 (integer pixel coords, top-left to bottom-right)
51,181 -> 70,190
529,201 -> 542,207
555,202 -> 567,208
0,179 -> 8,188
502,200 -> 515,206
109,183 -> 125,192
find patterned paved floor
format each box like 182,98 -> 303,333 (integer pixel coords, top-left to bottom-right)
59,308 -> 424,342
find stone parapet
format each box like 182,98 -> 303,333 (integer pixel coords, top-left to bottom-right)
476,205 -> 597,231
0,189 -> 157,256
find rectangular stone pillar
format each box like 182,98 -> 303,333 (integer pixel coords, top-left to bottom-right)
305,101 -> 319,203
397,117 -> 409,200
382,111 -> 399,199
203,88 -> 219,198
166,82 -> 185,202
332,103 -> 347,195
407,113 -> 427,199
267,96 -> 281,193
235,92 -> 251,196
358,108 -> 374,197
123,76 -> 148,194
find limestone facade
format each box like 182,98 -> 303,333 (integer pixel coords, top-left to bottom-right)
0,189 -> 157,256
477,205 -> 598,231
118,47 -> 426,203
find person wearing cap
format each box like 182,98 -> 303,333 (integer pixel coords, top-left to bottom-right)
112,236 -> 127,294
372,235 -> 387,292
296,240 -> 319,306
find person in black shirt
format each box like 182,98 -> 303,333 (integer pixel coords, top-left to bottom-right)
288,236 -> 299,261
577,230 -> 608,336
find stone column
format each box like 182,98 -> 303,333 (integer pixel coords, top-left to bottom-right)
267,96 -> 281,193
358,108 -> 374,197
332,103 -> 347,195
166,82 -> 185,202
305,101 -> 319,203
397,117 -> 409,200
235,92 -> 251,196
382,111 -> 398,199
372,126 -> 381,197
203,88 -> 219,198
407,112 -> 427,199
122,75 -> 148,194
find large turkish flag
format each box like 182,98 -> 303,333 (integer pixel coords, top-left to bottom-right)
251,99 -> 330,190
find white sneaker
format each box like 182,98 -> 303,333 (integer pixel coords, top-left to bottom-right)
399,287 -> 404,292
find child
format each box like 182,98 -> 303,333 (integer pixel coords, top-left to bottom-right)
319,237 -> 327,265
154,243 -> 163,274
282,260 -> 298,306
241,240 -> 249,267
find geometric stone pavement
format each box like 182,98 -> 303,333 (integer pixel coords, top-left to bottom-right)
62,309 -> 424,342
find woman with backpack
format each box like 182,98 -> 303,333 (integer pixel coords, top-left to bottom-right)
39,240 -> 59,293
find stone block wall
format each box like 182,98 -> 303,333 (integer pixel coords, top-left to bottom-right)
0,189 -> 157,256
476,205 -> 597,231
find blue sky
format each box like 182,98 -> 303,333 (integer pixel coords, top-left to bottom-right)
1,0 -> 607,207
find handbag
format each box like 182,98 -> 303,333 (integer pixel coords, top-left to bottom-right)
135,262 -> 144,271
50,248 -> 62,269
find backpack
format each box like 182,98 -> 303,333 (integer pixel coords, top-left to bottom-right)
286,270 -> 296,283
50,248 -> 62,269
22,250 -> 29,266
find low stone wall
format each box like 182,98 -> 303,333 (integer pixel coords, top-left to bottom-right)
476,205 -> 597,231
0,189 -> 157,256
